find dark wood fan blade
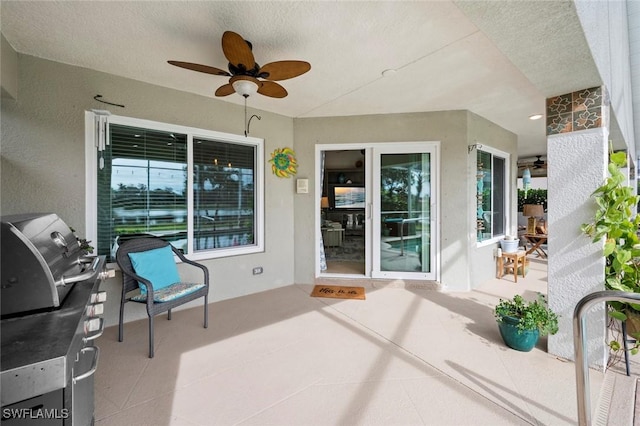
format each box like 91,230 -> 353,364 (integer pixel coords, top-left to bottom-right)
222,31 -> 255,71
258,61 -> 311,81
168,61 -> 230,76
215,83 -> 235,97
257,81 -> 287,98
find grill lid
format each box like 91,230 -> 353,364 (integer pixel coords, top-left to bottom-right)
1,213 -> 96,317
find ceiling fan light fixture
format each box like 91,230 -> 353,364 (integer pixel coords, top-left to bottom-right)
232,79 -> 259,98
169,31 -> 309,99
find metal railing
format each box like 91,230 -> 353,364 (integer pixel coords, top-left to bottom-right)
573,290 -> 640,425
382,216 -> 427,256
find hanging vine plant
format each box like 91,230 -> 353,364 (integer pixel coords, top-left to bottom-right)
581,151 -> 640,354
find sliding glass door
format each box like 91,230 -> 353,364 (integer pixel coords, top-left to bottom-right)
372,143 -> 437,280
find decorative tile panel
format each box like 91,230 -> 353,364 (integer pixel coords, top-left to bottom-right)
572,87 -> 603,111
573,108 -> 602,131
547,113 -> 572,134
547,94 -> 572,115
546,86 -> 608,135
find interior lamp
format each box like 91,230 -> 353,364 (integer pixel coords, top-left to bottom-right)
523,204 -> 544,234
232,78 -> 259,98
321,197 -> 329,221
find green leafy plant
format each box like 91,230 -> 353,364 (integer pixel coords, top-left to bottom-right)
517,189 -> 547,212
581,151 -> 640,319
70,227 -> 94,254
581,151 -> 640,355
495,294 -> 559,336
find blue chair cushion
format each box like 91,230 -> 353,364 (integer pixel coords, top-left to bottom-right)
127,245 -> 181,296
131,282 -> 206,303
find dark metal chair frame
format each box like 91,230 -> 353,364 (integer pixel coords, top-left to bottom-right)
116,237 -> 209,358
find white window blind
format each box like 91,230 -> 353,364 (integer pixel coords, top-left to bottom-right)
97,125 -> 188,259
193,137 -> 256,251
88,113 -> 264,262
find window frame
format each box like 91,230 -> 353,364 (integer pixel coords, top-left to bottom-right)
85,111 -> 265,263
475,145 -> 510,246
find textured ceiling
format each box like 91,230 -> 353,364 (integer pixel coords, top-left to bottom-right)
1,1 -> 606,159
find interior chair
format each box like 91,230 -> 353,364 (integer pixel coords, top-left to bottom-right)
116,237 -> 209,358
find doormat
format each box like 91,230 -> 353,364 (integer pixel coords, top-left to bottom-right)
310,285 -> 365,300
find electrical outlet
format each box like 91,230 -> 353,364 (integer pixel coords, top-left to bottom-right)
252,266 -> 263,275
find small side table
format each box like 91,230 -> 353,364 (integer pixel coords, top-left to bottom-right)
497,251 -> 527,282
522,233 -> 548,258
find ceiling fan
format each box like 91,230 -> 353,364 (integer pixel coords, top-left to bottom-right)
518,155 -> 547,169
168,31 -> 311,99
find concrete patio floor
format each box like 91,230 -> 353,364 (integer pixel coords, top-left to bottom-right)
94,257 -> 636,425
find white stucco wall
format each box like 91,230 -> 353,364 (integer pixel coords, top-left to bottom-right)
1,54 -> 296,326
466,112 -> 519,289
547,128 -> 607,366
575,0 -> 635,157
292,111 -> 517,291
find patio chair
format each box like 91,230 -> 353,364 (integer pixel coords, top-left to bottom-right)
116,237 -> 209,358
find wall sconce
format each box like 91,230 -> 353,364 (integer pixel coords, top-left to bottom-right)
523,204 -> 544,234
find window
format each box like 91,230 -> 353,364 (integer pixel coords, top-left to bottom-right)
476,147 -> 509,243
86,113 -> 264,262
193,136 -> 257,251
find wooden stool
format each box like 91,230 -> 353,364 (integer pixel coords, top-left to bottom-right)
497,250 -> 527,282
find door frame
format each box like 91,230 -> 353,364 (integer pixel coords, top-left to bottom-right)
371,142 -> 440,281
315,142 -> 440,282
315,143 -> 372,278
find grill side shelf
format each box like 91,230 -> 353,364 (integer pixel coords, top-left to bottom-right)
1,257 -> 105,406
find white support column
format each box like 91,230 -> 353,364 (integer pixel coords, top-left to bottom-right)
547,127 -> 608,367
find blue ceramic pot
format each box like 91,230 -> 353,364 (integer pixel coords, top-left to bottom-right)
497,315 -> 539,352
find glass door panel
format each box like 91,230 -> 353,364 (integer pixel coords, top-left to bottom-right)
372,144 -> 437,280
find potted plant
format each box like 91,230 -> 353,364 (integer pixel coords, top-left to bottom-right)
70,226 -> 94,254
499,235 -> 519,253
494,294 -> 559,352
581,151 -> 640,354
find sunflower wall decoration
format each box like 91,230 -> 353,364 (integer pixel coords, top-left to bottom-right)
269,147 -> 298,178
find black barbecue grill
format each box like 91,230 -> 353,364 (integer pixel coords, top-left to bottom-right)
1,213 -> 109,425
